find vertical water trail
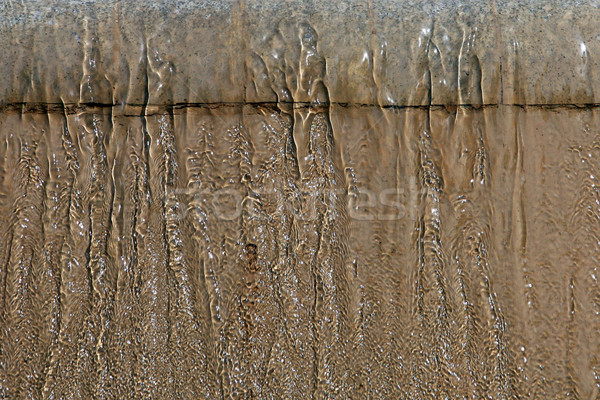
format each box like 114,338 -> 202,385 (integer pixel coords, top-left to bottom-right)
0,110 -> 45,398
180,108 -> 224,399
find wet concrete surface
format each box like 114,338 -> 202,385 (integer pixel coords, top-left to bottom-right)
1,1 -> 600,399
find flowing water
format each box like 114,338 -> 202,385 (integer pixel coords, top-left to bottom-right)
1,1 -> 600,399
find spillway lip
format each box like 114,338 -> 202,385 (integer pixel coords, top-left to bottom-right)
0,0 -> 598,107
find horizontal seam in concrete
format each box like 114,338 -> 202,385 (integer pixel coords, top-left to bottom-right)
1,102 -> 599,115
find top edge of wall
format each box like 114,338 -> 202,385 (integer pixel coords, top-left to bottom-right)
1,0 -> 599,107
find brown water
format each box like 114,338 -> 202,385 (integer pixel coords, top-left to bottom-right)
1,1 -> 600,399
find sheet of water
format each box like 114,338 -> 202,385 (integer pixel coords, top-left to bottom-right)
1,1 -> 599,398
